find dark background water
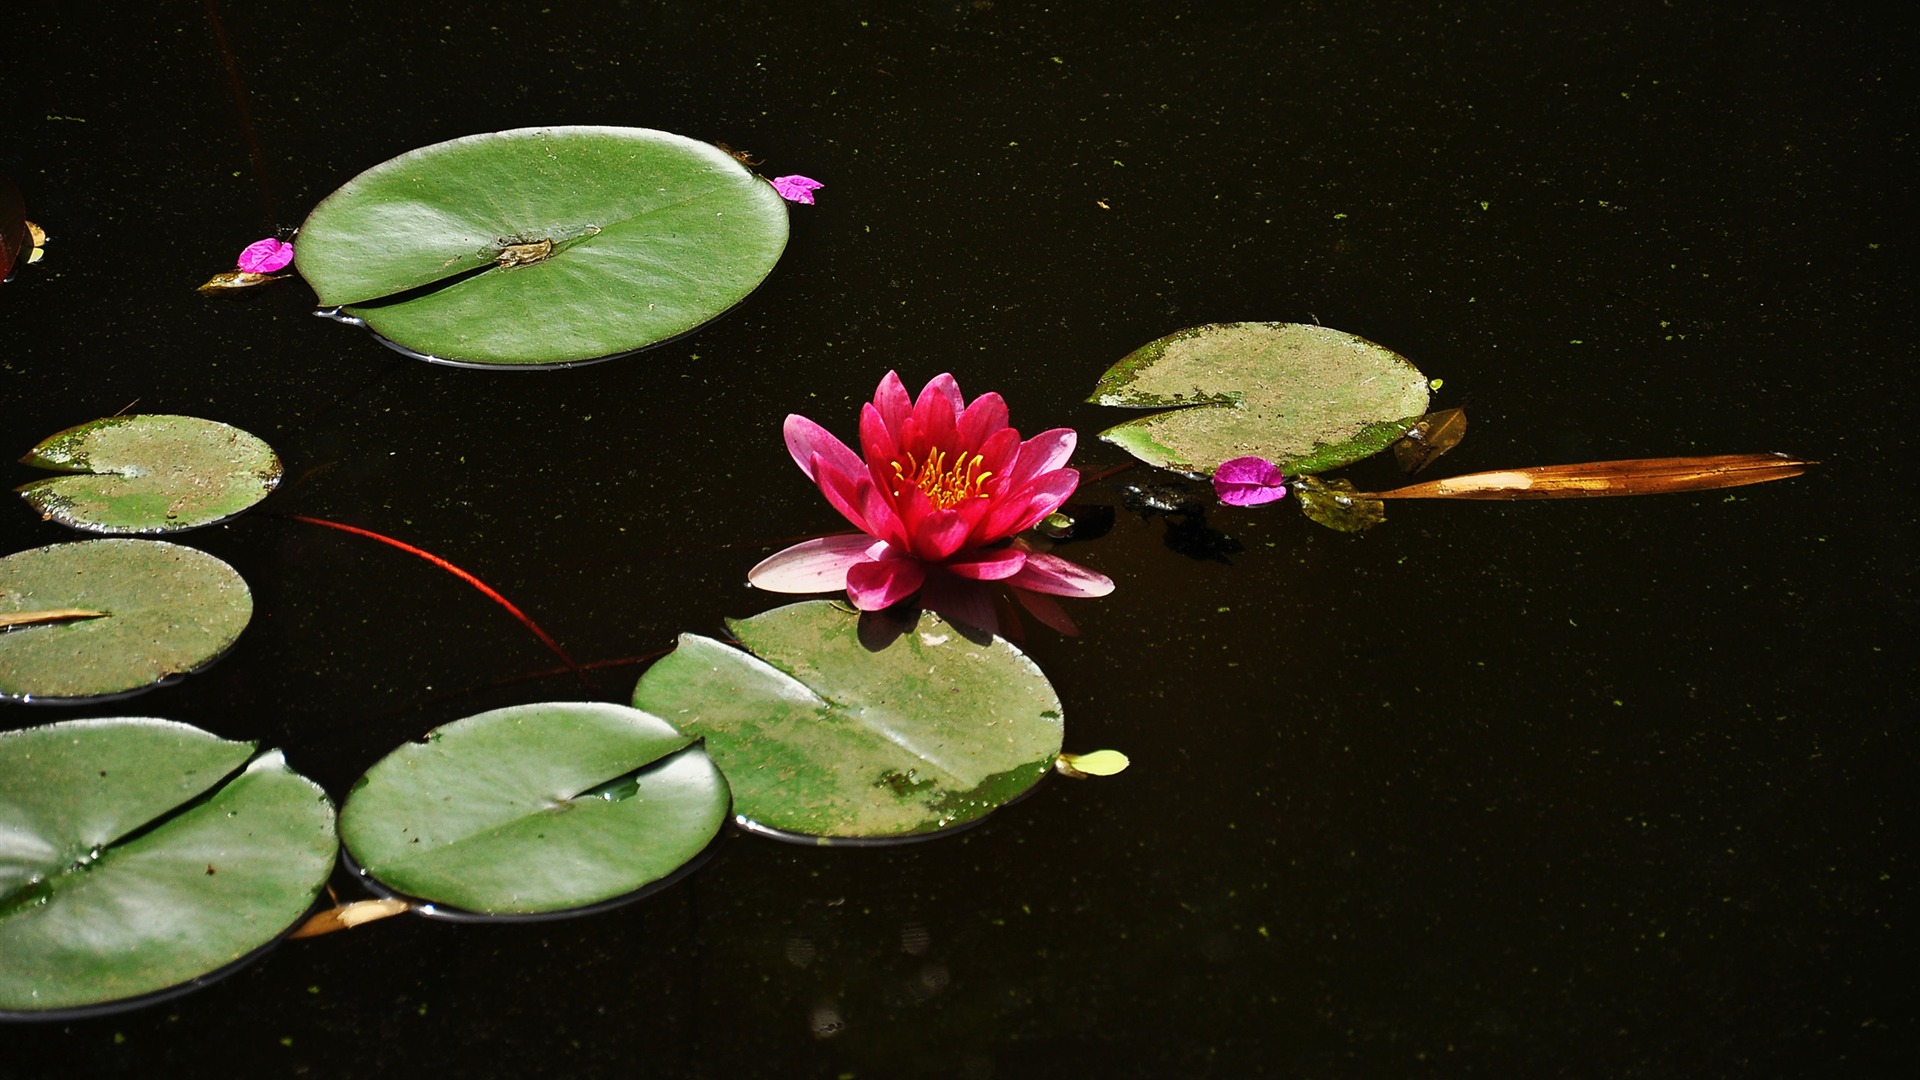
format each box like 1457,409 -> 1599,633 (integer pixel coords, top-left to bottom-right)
3,1 -> 1911,1076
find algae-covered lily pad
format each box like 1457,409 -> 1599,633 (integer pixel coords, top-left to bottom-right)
339,702 -> 729,916
631,601 -> 1064,843
1090,322 -> 1432,475
0,718 -> 336,1016
16,415 -> 281,534
295,126 -> 790,367
0,540 -> 252,703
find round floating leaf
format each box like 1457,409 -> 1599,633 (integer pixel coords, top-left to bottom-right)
631,601 -> 1064,842
1089,322 -> 1432,475
295,126 -> 790,367
0,718 -> 337,1016
16,415 -> 281,534
340,702 -> 728,916
0,540 -> 252,703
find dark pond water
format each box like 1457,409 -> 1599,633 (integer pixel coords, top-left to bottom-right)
4,1 -> 1911,1075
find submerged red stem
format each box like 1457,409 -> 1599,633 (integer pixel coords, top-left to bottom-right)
287,514 -> 592,690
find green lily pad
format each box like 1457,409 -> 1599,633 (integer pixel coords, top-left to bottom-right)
339,702 -> 729,916
295,126 -> 790,367
1089,322 -> 1432,475
0,540 -> 253,703
0,718 -> 336,1016
16,415 -> 281,534
630,601 -> 1064,842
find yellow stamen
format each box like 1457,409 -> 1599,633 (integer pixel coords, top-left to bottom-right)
890,448 -> 995,509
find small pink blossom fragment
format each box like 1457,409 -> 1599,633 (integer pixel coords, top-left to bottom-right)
770,175 -> 824,205
1213,456 -> 1289,507
236,237 -> 294,274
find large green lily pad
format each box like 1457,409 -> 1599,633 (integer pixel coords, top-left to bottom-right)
16,415 -> 281,534
339,702 -> 729,915
0,718 -> 336,1015
631,601 -> 1064,842
1089,322 -> 1432,475
0,540 -> 252,703
295,126 -> 790,367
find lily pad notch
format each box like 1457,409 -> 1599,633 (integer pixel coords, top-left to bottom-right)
0,718 -> 336,1018
16,415 -> 281,534
294,126 -> 792,367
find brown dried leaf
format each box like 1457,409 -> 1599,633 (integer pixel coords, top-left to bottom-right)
286,898 -> 412,939
1365,453 -> 1814,500
1393,407 -> 1467,474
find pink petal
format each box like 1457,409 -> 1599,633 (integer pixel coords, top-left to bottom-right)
815,460 -> 878,535
944,546 -> 1029,581
972,427 -> 1021,478
237,237 -> 293,274
859,403 -> 906,490
770,175 -> 824,204
749,535 -> 885,593
1006,551 -> 1115,598
871,371 -> 914,441
909,506 -> 972,561
1213,456 -> 1288,507
915,373 -> 966,418
1009,587 -> 1080,636
1004,428 -> 1077,489
981,468 -> 1079,539
956,391 -> 1010,448
784,414 -> 865,483
911,381 -> 960,454
846,554 -> 926,610
859,484 -> 912,550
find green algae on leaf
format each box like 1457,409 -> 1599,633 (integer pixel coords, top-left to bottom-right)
0,540 -> 252,703
1090,322 -> 1431,475
630,601 -> 1064,843
16,415 -> 281,534
0,719 -> 336,1016
339,702 -> 728,916
294,126 -> 790,367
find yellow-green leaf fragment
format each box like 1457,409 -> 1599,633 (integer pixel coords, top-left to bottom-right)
1294,476 -> 1387,532
1056,749 -> 1130,778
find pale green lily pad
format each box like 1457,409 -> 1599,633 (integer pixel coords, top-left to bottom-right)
0,540 -> 252,703
1090,322 -> 1432,475
295,126 -> 790,367
630,601 -> 1063,842
16,415 -> 281,534
339,702 -> 729,916
0,718 -> 336,1016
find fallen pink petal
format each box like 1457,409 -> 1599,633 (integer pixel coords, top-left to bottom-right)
770,175 -> 824,204
1213,455 -> 1288,507
749,371 -> 1114,634
236,237 -> 294,274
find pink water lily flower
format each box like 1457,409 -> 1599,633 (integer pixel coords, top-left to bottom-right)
750,371 -> 1114,633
